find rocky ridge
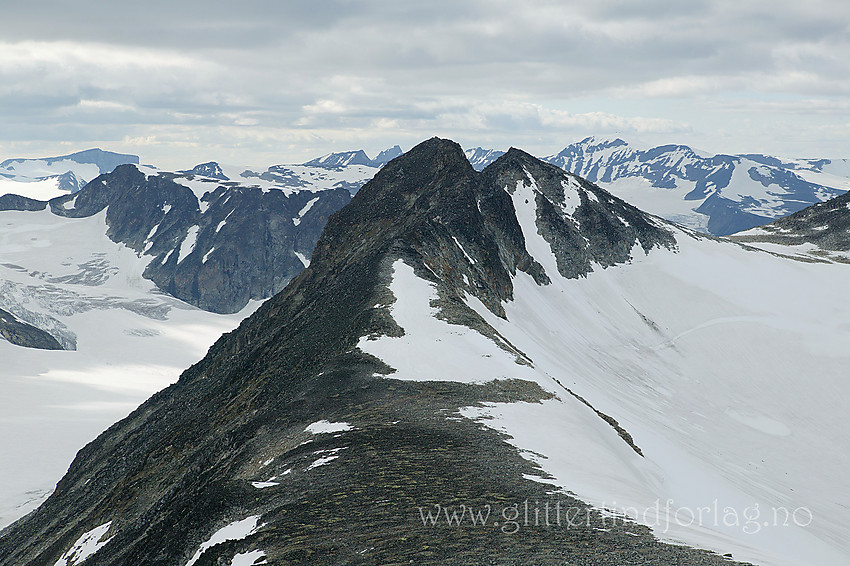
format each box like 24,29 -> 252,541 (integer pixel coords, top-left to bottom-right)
0,139 -> 747,566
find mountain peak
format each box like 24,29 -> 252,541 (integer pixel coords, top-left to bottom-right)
372,145 -> 404,167
302,149 -> 373,169
0,138 -> 686,566
303,145 -> 406,169
181,161 -> 228,180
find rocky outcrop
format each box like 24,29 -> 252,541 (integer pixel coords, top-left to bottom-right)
181,162 -> 228,180
0,308 -> 63,350
0,193 -> 47,212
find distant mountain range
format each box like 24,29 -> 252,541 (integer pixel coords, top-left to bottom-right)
302,145 -> 403,169
2,138 -> 849,343
0,148 -> 139,199
5,141 -> 849,238
464,138 -> 850,236
0,147 -> 401,321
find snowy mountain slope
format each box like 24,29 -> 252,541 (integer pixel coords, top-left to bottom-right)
363,241 -> 850,566
234,162 -> 379,195
0,149 -> 139,201
464,147 -> 506,171
0,208 -> 258,529
4,138 -> 823,566
179,159 -> 380,196
355,147 -> 850,566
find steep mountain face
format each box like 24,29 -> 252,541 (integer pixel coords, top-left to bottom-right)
730,190 -> 850,262
0,148 -> 139,200
48,164 -> 351,314
3,138 -> 849,566
372,145 -> 404,166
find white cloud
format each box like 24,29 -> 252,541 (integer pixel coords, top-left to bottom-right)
0,40 -> 201,71
0,1 -> 849,165
302,99 -> 347,115
74,100 -> 137,112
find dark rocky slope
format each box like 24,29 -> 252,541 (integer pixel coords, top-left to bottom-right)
0,139 -> 745,565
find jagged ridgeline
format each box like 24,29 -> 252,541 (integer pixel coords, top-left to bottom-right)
49,165 -> 350,313
0,139 -> 745,565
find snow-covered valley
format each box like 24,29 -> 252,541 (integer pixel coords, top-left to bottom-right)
0,208 -> 258,528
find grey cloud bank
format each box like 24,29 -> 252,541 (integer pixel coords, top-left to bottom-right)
0,0 -> 848,168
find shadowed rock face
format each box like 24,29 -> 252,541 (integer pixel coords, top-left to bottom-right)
0,308 -> 63,350
48,164 -> 352,313
0,139 -> 745,566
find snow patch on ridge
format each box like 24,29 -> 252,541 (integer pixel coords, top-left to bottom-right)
294,251 -> 310,268
305,420 -> 352,434
53,521 -> 113,566
293,196 -> 320,226
451,235 -> 475,264
230,550 -> 267,565
306,448 -> 347,470
510,175 -> 561,280
177,226 -> 199,264
357,260 -> 539,384
186,516 -> 264,566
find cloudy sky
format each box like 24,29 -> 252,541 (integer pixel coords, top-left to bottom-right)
1,0 -> 848,168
